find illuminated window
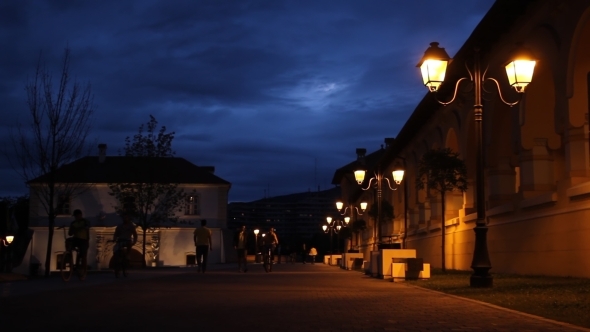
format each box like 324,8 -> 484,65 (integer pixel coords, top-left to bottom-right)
56,195 -> 71,215
185,196 -> 200,215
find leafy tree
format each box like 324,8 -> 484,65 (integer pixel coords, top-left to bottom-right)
8,48 -> 94,277
416,148 -> 467,272
108,115 -> 188,267
368,200 -> 394,221
349,218 -> 367,251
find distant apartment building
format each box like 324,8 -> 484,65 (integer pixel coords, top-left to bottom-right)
228,187 -> 341,252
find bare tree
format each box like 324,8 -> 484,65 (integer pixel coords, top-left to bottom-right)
9,48 -> 94,277
416,148 -> 467,272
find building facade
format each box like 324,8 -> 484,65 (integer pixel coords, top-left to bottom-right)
336,0 -> 590,278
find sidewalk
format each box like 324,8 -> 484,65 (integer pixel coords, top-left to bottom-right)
1,263 -> 588,331
0,272 -> 27,282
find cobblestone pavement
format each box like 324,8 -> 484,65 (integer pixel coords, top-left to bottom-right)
1,263 -> 588,332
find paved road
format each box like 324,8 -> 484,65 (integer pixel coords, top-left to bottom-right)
1,263 -> 588,332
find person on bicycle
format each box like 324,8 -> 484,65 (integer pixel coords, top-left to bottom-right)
113,214 -> 138,258
261,227 -> 279,263
68,209 -> 90,270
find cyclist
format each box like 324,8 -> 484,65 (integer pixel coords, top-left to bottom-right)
68,209 -> 90,271
113,214 -> 138,260
261,227 -> 279,264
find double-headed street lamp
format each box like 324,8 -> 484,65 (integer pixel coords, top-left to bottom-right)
335,201 -> 366,250
417,41 -> 536,287
322,217 -> 343,259
354,150 -> 405,250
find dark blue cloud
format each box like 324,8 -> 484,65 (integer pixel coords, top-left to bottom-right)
0,0 -> 495,202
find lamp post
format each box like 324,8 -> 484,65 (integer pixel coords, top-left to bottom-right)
1,235 -> 14,272
254,229 -> 260,263
354,151 -> 405,250
417,41 -> 536,287
322,217 -> 341,263
336,201 -> 367,251
392,156 -> 409,249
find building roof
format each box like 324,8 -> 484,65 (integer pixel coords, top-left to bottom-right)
331,143 -> 389,185
28,156 -> 231,185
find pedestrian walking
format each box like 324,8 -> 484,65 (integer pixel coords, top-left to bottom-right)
233,225 -> 248,272
309,246 -> 317,264
301,242 -> 307,264
193,219 -> 212,273
68,209 -> 90,274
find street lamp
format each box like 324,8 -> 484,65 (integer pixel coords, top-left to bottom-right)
417,41 -> 536,287
2,236 -> 14,246
335,201 -> 367,216
336,201 -> 366,251
322,217 -> 342,262
1,235 -> 14,273
354,150 -> 405,250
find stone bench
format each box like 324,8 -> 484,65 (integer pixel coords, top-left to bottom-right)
323,254 -> 342,265
340,252 -> 364,270
375,249 -> 417,278
391,257 -> 431,280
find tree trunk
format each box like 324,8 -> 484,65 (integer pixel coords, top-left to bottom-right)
142,228 -> 147,268
44,217 -> 55,277
441,192 -> 446,272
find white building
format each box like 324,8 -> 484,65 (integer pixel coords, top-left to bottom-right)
16,147 -> 231,275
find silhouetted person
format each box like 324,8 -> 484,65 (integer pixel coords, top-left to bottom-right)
261,227 -> 279,264
233,225 -> 248,272
301,242 -> 307,264
69,209 -> 90,276
309,246 -> 317,264
113,214 -> 138,259
193,219 -> 212,273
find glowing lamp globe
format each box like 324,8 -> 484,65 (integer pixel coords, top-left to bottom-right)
392,169 -> 405,185
360,202 -> 368,211
505,45 -> 536,93
417,42 -> 451,92
354,170 -> 366,185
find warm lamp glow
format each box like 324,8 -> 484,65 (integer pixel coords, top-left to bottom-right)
322,225 -> 328,232
392,169 -> 405,185
417,42 -> 451,92
5,235 -> 14,244
505,60 -> 535,93
262,233 -> 266,237
354,170 -> 366,184
336,201 -> 344,211
336,225 -> 341,231
344,217 -> 350,224
326,217 -> 333,224
360,202 -> 368,211
253,229 -> 259,235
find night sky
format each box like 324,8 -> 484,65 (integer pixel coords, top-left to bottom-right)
0,0 -> 495,202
